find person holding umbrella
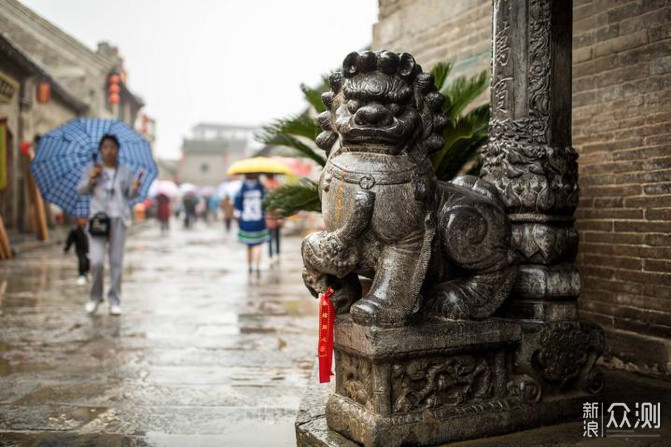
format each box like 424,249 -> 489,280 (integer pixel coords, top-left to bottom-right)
76,134 -> 142,315
227,158 -> 290,277
234,174 -> 269,277
31,119 -> 157,315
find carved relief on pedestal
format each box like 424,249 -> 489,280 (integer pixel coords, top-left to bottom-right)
335,351 -> 374,410
533,321 -> 605,391
390,354 -> 494,413
507,374 -> 542,404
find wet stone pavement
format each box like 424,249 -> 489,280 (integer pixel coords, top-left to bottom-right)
0,222 -> 318,446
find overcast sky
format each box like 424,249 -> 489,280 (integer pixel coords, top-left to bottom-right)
21,0 -> 378,159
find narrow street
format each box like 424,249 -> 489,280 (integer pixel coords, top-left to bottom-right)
0,221 -> 318,446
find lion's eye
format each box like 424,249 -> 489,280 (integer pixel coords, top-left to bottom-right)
389,103 -> 401,116
346,100 -> 361,114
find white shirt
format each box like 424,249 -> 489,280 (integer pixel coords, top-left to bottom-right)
102,166 -> 122,218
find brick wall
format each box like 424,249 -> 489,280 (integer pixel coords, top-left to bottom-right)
572,0 -> 671,378
372,0 -> 491,80
374,0 -> 671,379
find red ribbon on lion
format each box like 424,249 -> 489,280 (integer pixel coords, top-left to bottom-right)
318,287 -> 335,383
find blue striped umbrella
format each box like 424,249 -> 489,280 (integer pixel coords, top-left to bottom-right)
30,118 -> 157,217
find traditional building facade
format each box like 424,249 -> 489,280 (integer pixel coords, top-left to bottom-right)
0,32 -> 87,231
0,0 -> 148,231
373,0 -> 671,379
177,123 -> 259,186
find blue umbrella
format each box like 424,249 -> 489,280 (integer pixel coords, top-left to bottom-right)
30,118 -> 157,217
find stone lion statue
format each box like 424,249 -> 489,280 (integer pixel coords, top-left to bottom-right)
302,50 -> 517,327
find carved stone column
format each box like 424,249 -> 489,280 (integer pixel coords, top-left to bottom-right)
482,0 -> 580,321
481,0 -> 605,409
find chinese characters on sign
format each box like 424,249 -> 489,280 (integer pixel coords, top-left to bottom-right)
583,402 -> 661,438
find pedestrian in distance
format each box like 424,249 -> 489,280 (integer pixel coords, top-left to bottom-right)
264,174 -> 283,266
76,134 -> 143,316
64,217 -> 90,285
183,193 -> 198,229
207,195 -> 220,225
220,195 -> 235,233
234,174 -> 269,277
156,193 -> 171,234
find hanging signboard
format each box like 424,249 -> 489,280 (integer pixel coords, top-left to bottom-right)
0,119 -> 7,191
0,72 -> 19,103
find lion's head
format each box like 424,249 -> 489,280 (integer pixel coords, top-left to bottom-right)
316,51 -> 447,158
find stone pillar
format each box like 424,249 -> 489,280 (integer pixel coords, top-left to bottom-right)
482,0 -> 581,322
481,0 -> 605,404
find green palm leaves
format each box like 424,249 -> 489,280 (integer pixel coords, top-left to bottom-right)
430,62 -> 489,180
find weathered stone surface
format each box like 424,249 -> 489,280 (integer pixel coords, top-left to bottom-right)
310,316 -> 603,447
511,264 -> 581,301
326,317 -> 523,446
298,368 -> 671,447
511,220 -> 579,265
499,300 -> 578,322
333,316 -> 521,359
302,50 -> 517,327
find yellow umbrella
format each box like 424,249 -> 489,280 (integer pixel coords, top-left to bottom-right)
226,157 -> 292,175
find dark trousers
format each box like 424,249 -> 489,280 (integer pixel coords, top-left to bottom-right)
76,251 -> 90,276
268,228 -> 281,257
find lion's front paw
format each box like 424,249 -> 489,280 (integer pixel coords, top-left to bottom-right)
303,231 -> 358,278
350,294 -> 408,327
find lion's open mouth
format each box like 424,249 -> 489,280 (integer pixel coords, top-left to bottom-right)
341,121 -> 407,145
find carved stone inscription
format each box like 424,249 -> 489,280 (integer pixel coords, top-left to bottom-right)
483,0 -> 579,215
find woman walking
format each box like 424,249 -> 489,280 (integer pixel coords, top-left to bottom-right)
77,134 -> 142,315
234,174 -> 269,277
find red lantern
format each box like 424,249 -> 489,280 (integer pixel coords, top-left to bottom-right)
109,74 -> 120,84
108,83 -> 121,94
20,141 -> 31,155
108,93 -> 120,105
36,82 -> 51,103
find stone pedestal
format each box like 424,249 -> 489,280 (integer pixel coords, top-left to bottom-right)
320,316 -> 602,447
